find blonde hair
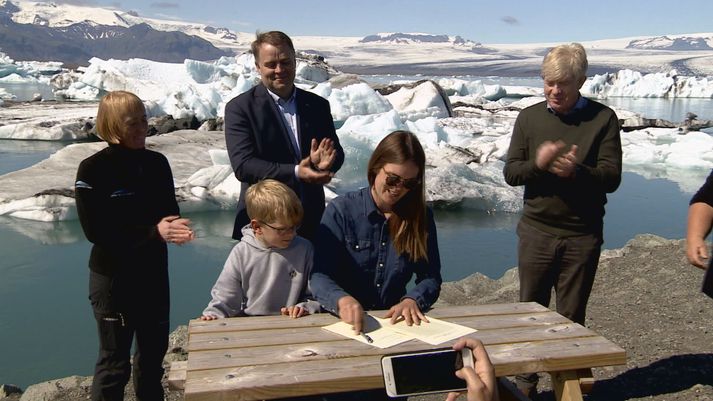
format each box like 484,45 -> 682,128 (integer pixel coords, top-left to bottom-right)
367,131 -> 428,262
95,91 -> 146,144
245,179 -> 303,226
541,43 -> 588,83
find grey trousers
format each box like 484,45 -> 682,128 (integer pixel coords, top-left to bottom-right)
516,220 -> 602,325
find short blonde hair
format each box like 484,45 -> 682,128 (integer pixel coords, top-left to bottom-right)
541,43 -> 588,83
95,91 -> 146,144
245,179 -> 303,226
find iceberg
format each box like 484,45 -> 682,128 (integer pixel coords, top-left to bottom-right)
582,69 -> 713,98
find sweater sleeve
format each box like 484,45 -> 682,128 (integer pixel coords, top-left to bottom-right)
573,111 -> 622,193
203,245 -> 246,318
503,111 -> 546,187
691,170 -> 713,206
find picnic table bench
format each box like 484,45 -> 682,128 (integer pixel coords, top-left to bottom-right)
169,302 -> 626,401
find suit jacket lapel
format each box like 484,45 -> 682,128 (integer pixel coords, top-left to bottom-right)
296,89 -> 312,159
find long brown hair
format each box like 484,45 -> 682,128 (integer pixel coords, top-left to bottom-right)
367,130 -> 428,262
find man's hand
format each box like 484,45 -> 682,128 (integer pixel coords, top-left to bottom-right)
535,140 -> 565,170
549,144 -> 578,178
687,236 -> 709,269
310,138 -> 337,172
687,202 -> 713,270
446,338 -> 499,401
337,296 -> 364,334
384,298 -> 428,326
297,156 -> 334,184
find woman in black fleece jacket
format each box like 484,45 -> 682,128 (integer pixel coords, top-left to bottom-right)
75,91 -> 194,401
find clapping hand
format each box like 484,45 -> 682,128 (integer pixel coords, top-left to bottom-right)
310,138 -> 337,172
157,215 -> 194,244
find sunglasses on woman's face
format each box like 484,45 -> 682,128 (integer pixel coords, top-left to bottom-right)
382,168 -> 421,190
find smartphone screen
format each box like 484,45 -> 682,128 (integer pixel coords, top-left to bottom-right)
389,349 -> 466,395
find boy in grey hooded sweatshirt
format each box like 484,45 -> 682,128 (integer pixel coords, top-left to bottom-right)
201,179 -> 320,319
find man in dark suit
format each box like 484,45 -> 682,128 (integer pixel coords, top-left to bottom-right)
224,31 -> 344,241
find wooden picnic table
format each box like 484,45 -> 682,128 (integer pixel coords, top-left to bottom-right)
170,302 -> 626,401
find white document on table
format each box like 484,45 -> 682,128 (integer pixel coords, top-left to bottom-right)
373,316 -> 477,345
322,314 -> 411,348
322,314 -> 476,348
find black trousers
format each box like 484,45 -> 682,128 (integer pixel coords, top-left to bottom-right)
89,270 -> 169,401
516,220 -> 602,325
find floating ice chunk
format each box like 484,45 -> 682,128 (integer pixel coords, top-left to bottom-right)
0,73 -> 39,83
337,109 -> 405,144
323,82 -> 392,122
582,69 -> 713,98
385,81 -> 450,119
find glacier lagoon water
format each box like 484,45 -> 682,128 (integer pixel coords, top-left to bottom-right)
1,83 -> 711,388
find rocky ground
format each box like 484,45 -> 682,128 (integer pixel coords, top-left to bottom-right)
2,234 -> 712,401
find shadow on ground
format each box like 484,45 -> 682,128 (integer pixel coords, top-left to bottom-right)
532,354 -> 713,400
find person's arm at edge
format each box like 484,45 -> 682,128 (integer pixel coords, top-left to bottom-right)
687,202 -> 713,269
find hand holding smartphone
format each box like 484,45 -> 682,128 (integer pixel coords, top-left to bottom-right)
381,347 -> 474,397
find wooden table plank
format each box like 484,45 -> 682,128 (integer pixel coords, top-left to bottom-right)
186,322 -> 598,371
186,310 -> 571,352
183,336 -> 624,401
187,302 -> 550,334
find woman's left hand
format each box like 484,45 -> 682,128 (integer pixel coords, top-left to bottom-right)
385,298 -> 429,326
158,215 -> 194,245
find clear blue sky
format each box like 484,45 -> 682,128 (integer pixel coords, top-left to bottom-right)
68,0 -> 713,44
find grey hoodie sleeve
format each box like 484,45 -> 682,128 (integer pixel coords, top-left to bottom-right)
202,245 -> 245,318
294,241 -> 321,314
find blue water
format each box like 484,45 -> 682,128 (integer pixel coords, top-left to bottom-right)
0,81 -> 56,102
0,84 -> 710,388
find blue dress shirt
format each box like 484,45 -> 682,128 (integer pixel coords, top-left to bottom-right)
310,187 -> 442,314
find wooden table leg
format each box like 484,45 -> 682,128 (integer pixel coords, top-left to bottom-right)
550,370 -> 583,401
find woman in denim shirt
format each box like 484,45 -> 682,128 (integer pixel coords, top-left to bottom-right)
311,130 -> 442,337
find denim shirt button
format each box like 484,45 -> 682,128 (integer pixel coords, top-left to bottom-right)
379,263 -> 383,267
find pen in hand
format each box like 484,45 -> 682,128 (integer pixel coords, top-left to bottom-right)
360,331 -> 374,343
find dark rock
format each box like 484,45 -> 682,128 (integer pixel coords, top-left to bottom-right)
0,384 -> 22,398
147,115 -> 200,136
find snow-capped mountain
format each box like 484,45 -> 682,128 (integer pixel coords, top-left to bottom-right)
3,0 -> 251,46
627,35 -> 713,51
358,32 -> 495,54
0,0 -> 231,64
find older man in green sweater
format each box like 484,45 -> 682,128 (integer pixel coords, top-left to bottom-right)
503,43 -> 622,396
